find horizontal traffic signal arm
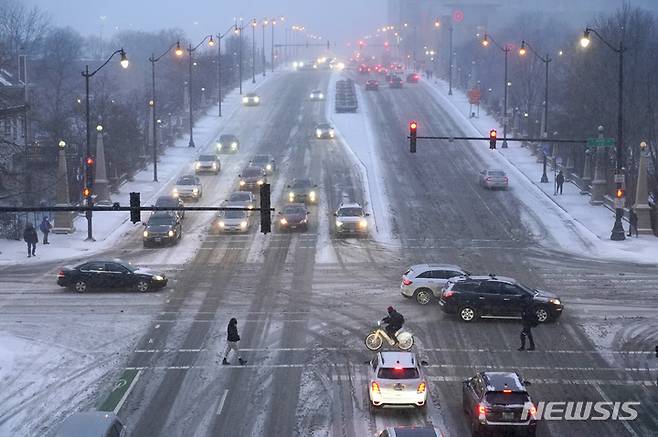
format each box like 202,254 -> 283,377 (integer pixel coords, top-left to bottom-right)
0,205 -> 273,213
406,135 -> 586,144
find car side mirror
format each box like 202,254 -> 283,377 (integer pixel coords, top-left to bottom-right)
366,213 -> 371,216
333,212 -> 338,217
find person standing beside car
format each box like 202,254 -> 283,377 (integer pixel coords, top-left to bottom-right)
518,305 -> 538,351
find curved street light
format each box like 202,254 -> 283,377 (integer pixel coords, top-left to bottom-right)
186,35 -> 216,148
482,33 -> 510,147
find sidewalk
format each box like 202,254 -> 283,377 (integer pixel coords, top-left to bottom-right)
422,77 -> 658,264
0,74 -> 278,267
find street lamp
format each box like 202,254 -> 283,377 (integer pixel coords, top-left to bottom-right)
251,18 -> 257,84
519,40 -> 552,183
482,33 -> 510,148
579,26 -> 626,240
81,48 -> 129,241
217,24 -> 238,117
271,16 -> 284,72
186,35 -> 215,148
149,41 -> 184,181
261,19 -> 268,77
234,22 -> 244,94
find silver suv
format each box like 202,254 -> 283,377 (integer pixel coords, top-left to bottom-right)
401,264 -> 469,305
334,202 -> 369,236
368,351 -> 428,410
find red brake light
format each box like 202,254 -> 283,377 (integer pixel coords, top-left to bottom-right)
442,290 -> 454,298
478,403 -> 487,415
57,271 -> 65,278
402,278 -> 413,286
394,366 -> 403,370
503,389 -> 512,393
529,403 -> 537,417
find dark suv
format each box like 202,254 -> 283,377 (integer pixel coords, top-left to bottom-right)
439,274 -> 563,323
463,372 -> 538,437
143,212 -> 182,247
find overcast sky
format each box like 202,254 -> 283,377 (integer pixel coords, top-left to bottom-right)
26,0 -> 385,46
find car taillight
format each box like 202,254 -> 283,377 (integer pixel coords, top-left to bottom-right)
402,277 -> 413,286
417,382 -> 426,393
371,381 -> 380,393
57,271 -> 65,278
478,403 -> 487,416
442,289 -> 454,298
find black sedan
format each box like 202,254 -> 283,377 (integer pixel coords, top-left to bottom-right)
277,203 -> 310,232
57,260 -> 167,293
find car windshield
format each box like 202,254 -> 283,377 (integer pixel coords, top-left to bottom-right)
485,391 -> 529,405
292,180 -> 311,188
220,135 -> 235,142
156,198 -> 177,207
224,210 -> 246,219
199,155 -> 216,161
148,216 -> 173,226
283,206 -> 306,214
317,124 -> 331,129
377,367 -> 419,379
243,168 -> 262,177
337,207 -> 363,217
229,193 -> 251,202
177,177 -> 197,185
252,156 -> 268,163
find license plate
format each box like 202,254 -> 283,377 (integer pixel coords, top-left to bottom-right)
502,412 -> 514,420
290,225 -> 297,229
155,238 -> 162,242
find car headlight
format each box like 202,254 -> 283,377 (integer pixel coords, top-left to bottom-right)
218,221 -> 225,228
195,162 -> 201,169
329,130 -> 335,138
309,191 -> 316,201
240,221 -> 248,228
293,61 -> 298,68
549,298 -> 561,306
242,97 -> 249,103
172,188 -> 179,197
168,230 -> 174,237
316,129 -> 322,137
257,180 -> 264,185
212,163 -> 217,169
289,192 -> 295,200
192,188 -> 199,194
143,230 -> 149,237
153,275 -> 164,281
359,219 -> 368,228
239,180 -> 246,186
336,219 -> 343,227
217,142 -> 223,150
231,142 -> 238,149
309,94 -> 314,99
319,93 -> 324,99
266,164 -> 272,170
247,204 -> 253,209
280,218 -> 287,225
301,218 -> 308,224
254,96 -> 260,103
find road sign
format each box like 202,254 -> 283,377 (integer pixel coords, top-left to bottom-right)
452,10 -> 464,23
541,143 -> 551,156
467,89 -> 481,104
586,137 -> 615,147
614,174 -> 625,183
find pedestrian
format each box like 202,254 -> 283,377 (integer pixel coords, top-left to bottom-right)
39,216 -> 52,244
518,304 -> 538,351
23,223 -> 38,258
628,208 -> 639,237
556,171 -> 565,195
222,318 -> 247,365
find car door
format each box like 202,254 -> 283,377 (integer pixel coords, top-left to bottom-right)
500,283 -> 529,316
105,263 -> 131,289
80,262 -> 106,288
481,281 -> 511,315
472,281 -> 501,315
414,270 -> 433,290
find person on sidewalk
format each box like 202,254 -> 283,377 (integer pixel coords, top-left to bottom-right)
628,208 -> 639,237
23,223 -> 38,258
556,171 -> 565,195
222,318 -> 247,365
518,304 -> 538,351
39,216 -> 52,244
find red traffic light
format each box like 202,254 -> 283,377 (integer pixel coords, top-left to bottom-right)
615,188 -> 625,199
86,156 -> 95,166
409,121 -> 418,131
83,187 -> 92,198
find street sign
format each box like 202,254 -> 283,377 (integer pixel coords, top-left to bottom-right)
586,137 -> 615,147
467,89 -> 481,104
614,174 -> 625,184
453,10 -> 464,23
541,143 -> 551,156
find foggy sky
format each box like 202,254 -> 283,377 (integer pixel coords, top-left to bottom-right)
25,0 -> 385,47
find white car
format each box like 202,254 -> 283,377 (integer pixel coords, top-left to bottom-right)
401,264 -> 469,305
309,89 -> 325,101
242,93 -> 260,106
334,202 -> 368,236
315,123 -> 335,139
479,169 -> 509,190
172,175 -> 202,201
194,154 -> 221,175
368,352 -> 428,409
214,205 -> 251,233
226,191 -> 256,214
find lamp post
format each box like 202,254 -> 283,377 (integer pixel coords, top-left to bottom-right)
217,25 -> 237,117
271,17 -> 283,72
482,33 -> 510,148
251,19 -> 257,84
236,21 -> 244,95
519,40 -> 552,183
580,27 -> 626,240
186,35 -> 215,148
262,19 -> 267,77
149,41 -> 183,181
81,48 -> 129,241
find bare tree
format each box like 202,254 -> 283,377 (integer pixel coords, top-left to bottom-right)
0,0 -> 49,68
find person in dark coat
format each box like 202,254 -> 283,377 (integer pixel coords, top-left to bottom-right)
556,171 -> 565,195
39,217 -> 52,244
628,208 -> 638,237
23,223 -> 38,257
382,306 -> 405,344
518,304 -> 537,351
222,318 -> 247,365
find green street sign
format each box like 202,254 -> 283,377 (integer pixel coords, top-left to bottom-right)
586,137 -> 615,147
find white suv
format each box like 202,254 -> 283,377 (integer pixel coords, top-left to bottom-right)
368,351 -> 428,410
401,264 -> 468,305
334,202 -> 369,236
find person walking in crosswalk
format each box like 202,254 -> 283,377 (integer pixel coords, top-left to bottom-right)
222,318 -> 247,365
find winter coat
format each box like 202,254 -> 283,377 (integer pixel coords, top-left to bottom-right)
521,308 -> 538,329
383,310 -> 404,330
227,319 -> 240,342
556,173 -> 565,185
23,224 -> 38,244
39,218 -> 52,233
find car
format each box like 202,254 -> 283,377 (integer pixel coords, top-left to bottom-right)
53,412 -> 127,437
400,264 -> 469,305
217,134 -> 239,154
242,92 -> 260,106
226,191 -> 256,213
315,123 -> 335,139
249,154 -> 276,174
172,175 -> 202,201
238,166 -> 267,191
56,259 -> 167,293
389,76 -> 403,88
406,72 -> 420,83
214,205 -> 251,233
309,89 -> 325,100
358,64 -> 370,74
479,169 -> 509,190
377,427 -> 444,437
368,351 -> 428,409
143,211 -> 182,247
463,372 -> 538,437
194,154 -> 221,175
365,79 -> 379,91
334,201 -> 369,236
154,195 -> 185,220
287,178 -> 318,204
439,274 -> 564,323
277,203 -> 310,231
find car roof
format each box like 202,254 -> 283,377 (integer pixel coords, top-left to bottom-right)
247,92 -> 258,96
229,191 -> 253,197
409,263 -> 464,272
389,427 -> 441,437
198,154 -> 217,159
338,202 -> 362,209
79,258 -> 126,265
312,89 -> 322,92
454,274 -> 517,284
252,154 -> 271,160
292,178 -> 312,184
378,351 -> 416,368
177,175 -> 198,182
156,195 -> 179,202
480,372 -> 526,392
150,211 -> 175,219
283,202 -> 307,209
219,133 -> 237,138
53,412 -> 121,437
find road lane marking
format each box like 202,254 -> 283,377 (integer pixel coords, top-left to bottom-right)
593,384 -> 640,437
215,389 -> 229,416
97,369 -> 142,414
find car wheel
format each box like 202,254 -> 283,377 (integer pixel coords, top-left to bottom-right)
414,288 -> 433,305
135,280 -> 150,293
459,306 -> 478,322
534,306 -> 550,323
365,333 -> 383,351
73,280 -> 88,293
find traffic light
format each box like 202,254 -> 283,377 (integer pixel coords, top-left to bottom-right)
260,183 -> 271,234
615,186 -> 625,199
85,155 -> 95,186
129,192 -> 141,224
82,187 -> 92,198
409,121 -> 417,153
489,129 -> 497,149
